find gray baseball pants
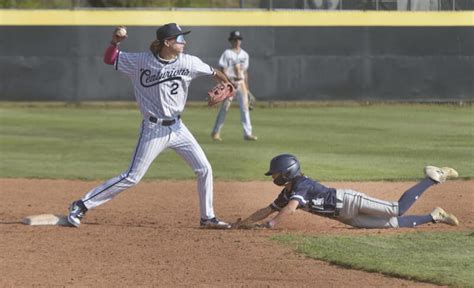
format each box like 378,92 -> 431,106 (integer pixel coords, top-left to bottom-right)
336,189 -> 400,228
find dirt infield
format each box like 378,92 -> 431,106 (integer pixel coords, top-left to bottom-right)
1,179 -> 472,287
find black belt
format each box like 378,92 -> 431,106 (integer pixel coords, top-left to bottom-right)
149,115 -> 180,126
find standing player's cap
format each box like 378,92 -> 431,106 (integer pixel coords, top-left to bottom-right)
228,30 -> 243,41
156,23 -> 190,41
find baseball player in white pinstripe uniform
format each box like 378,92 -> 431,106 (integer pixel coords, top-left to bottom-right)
67,23 -> 231,229
211,31 -> 257,141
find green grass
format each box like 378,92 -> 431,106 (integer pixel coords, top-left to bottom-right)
0,103 -> 473,180
273,231 -> 474,287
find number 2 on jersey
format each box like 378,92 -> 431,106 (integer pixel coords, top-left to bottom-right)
170,82 -> 179,95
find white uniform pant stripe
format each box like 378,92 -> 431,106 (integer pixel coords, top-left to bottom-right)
169,123 -> 215,219
81,121 -> 169,209
81,120 -> 216,220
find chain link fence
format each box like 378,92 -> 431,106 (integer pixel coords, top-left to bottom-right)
1,0 -> 473,10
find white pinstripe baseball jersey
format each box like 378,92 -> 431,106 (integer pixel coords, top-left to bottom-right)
116,51 -> 215,119
218,48 -> 249,81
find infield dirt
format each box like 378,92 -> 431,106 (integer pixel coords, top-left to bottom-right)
1,179 -> 472,287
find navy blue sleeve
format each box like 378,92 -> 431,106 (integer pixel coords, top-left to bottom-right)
270,189 -> 290,211
290,178 -> 311,206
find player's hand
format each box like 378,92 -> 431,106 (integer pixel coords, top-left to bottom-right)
254,222 -> 272,229
231,218 -> 255,229
111,25 -> 128,45
231,218 -> 272,230
231,218 -> 243,229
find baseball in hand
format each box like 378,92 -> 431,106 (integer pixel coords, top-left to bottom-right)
116,27 -> 127,37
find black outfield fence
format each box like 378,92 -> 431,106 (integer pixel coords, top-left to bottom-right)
0,10 -> 473,101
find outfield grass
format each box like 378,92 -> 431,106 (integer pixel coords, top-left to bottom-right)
0,103 -> 473,180
273,231 -> 474,287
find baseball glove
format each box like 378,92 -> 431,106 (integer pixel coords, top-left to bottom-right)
207,83 -> 235,106
248,90 -> 257,111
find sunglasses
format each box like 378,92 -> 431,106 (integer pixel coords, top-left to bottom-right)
165,34 -> 186,44
175,35 -> 186,44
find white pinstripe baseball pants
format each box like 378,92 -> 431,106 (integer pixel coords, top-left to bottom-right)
80,118 -> 215,220
212,86 -> 253,137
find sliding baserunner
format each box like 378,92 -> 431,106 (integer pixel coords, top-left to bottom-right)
234,154 -> 459,229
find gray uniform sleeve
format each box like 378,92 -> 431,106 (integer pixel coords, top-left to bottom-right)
115,51 -> 139,76
190,55 -> 215,78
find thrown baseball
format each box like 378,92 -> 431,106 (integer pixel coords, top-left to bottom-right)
116,27 -> 127,37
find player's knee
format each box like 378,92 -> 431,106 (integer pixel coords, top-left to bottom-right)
122,174 -> 142,187
194,163 -> 212,179
389,217 -> 400,228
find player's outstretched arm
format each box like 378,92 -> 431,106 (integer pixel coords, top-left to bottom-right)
232,206 -> 275,229
264,200 -> 299,229
213,69 -> 233,86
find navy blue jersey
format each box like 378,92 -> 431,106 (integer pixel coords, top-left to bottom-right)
270,176 -> 338,217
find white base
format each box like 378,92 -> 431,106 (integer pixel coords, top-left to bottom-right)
22,214 -> 71,226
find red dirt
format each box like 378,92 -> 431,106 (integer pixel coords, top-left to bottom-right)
1,179 -> 472,287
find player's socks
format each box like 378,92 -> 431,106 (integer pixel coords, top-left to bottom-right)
397,215 -> 433,228
397,178 -> 436,215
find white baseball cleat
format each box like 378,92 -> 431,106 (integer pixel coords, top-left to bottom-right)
211,132 -> 222,141
430,207 -> 459,226
424,166 -> 458,183
67,200 -> 88,228
200,217 -> 231,229
244,135 -> 258,141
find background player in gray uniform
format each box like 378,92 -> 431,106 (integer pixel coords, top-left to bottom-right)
234,154 -> 459,229
211,31 -> 257,141
67,23 -> 232,229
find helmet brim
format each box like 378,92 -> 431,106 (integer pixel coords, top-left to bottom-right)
264,171 -> 272,176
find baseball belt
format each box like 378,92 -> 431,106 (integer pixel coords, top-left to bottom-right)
149,115 -> 181,126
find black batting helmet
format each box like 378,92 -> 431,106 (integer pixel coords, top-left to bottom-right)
265,154 -> 301,186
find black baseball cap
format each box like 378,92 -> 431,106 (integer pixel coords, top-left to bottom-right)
156,23 -> 190,41
228,30 -> 243,41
